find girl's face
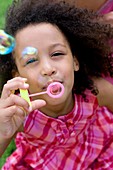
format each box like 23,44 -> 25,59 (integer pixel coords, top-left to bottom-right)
14,23 -> 79,114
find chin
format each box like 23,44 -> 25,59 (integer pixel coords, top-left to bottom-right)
46,95 -> 67,105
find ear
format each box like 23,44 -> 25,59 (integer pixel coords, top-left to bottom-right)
73,57 -> 79,71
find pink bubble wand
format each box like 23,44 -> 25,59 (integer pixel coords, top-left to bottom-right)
29,82 -> 64,98
20,82 -> 64,106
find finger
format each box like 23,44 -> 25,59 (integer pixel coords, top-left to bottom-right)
0,94 -> 30,112
7,77 -> 27,83
1,80 -> 29,99
0,105 -> 26,120
30,99 -> 46,112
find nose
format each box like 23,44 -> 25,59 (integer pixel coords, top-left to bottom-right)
41,60 -> 57,77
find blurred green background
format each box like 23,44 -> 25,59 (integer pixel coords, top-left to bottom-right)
0,1 -> 16,169
0,0 -> 12,28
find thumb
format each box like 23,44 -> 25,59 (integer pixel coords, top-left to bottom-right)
30,99 -> 46,112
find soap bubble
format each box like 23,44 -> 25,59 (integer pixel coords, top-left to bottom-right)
22,47 -> 38,59
0,30 -> 15,55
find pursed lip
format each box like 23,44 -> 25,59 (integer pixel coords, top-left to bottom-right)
42,80 -> 63,91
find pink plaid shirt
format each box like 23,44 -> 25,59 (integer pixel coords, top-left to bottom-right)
98,0 -> 113,14
2,92 -> 113,170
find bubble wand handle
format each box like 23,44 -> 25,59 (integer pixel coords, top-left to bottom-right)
29,91 -> 47,97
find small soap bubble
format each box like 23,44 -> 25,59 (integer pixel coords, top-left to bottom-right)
22,47 -> 38,58
0,30 -> 15,55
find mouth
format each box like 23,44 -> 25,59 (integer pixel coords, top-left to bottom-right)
42,80 -> 63,91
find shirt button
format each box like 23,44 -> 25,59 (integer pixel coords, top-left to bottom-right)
70,131 -> 75,137
68,119 -> 73,124
60,138 -> 64,143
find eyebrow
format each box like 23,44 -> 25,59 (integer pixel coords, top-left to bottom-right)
50,43 -> 67,48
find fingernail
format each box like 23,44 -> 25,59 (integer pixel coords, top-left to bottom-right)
28,106 -> 32,112
24,83 -> 29,88
22,78 -> 27,83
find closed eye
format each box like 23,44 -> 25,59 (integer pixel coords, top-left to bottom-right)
52,52 -> 64,57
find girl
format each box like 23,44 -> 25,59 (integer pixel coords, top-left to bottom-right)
1,0 -> 113,169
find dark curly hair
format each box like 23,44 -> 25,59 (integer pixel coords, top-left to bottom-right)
1,0 -> 113,97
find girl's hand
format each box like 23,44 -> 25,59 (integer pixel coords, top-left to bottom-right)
0,77 -> 46,140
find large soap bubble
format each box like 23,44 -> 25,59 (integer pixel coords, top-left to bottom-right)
0,30 -> 15,55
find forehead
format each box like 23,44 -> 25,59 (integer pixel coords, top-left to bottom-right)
15,23 -> 69,47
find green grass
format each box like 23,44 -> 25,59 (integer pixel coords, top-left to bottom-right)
0,0 -> 12,29
0,1 -> 16,168
0,140 -> 16,168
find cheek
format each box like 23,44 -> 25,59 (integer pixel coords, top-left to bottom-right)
63,61 -> 74,78
18,68 -> 38,89
17,66 -> 37,78
63,66 -> 75,87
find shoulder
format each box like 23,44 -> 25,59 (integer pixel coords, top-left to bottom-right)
76,90 -> 113,136
75,89 -> 113,122
74,91 -> 99,120
75,89 -> 98,107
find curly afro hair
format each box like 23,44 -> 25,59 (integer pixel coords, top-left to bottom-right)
1,0 -> 113,97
